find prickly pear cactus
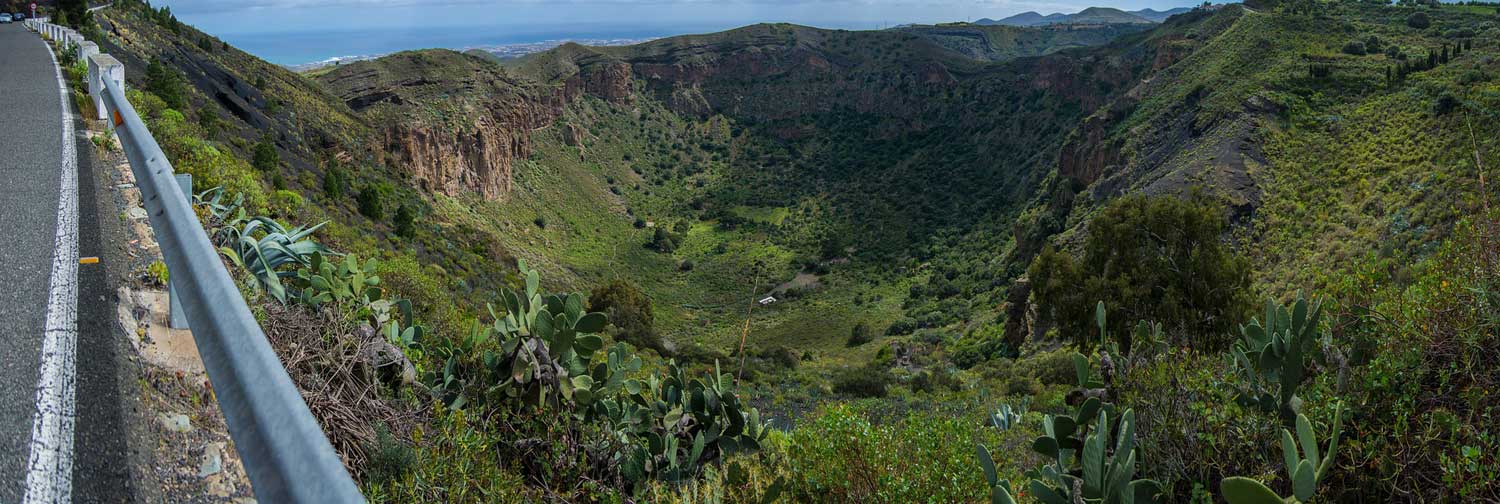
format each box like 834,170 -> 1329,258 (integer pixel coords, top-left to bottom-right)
1221,402 -> 1345,504
1230,296 -> 1324,424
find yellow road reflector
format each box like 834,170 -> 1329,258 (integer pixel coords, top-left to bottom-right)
79,257 -> 99,265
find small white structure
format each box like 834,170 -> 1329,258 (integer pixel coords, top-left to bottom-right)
758,296 -> 777,306
76,41 -> 99,64
87,53 -> 124,120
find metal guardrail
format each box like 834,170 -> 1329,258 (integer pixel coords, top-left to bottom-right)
30,18 -> 364,503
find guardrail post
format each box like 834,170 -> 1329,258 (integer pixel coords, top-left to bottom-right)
76,41 -> 98,65
170,174 -> 191,329
87,53 -> 122,121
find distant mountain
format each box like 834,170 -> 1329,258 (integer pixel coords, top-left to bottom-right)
976,11 -> 1069,26
1070,7 -> 1158,24
979,6 -> 1167,26
1130,7 -> 1194,22
894,23 -> 1152,61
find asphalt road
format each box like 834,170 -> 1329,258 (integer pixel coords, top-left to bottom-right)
0,22 -> 138,502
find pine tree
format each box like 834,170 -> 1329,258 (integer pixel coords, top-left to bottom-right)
394,204 -> 415,238
1386,66 -> 1393,84
252,135 -> 279,172
1440,44 -> 1449,64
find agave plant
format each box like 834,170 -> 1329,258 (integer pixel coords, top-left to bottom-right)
991,399 -> 1029,431
192,186 -> 246,243
218,216 -> 329,303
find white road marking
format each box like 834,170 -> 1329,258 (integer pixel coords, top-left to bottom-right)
23,34 -> 80,504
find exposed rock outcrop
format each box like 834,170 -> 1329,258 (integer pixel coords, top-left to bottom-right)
1058,98 -> 1134,185
323,50 -> 571,200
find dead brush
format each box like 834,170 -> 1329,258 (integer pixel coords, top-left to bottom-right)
259,302 -> 428,478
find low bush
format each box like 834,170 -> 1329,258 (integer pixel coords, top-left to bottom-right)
831,365 -> 891,398
588,279 -> 665,355
1407,11 -> 1431,29
846,321 -> 871,347
786,404 -> 1039,503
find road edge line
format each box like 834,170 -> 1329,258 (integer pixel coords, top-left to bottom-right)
22,32 -> 81,504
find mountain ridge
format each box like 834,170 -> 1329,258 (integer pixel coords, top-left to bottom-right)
979,6 -> 1190,26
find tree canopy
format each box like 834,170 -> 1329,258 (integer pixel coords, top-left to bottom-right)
1028,193 -> 1253,350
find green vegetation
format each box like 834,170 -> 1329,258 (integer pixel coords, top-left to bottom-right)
145,58 -> 187,111
1029,194 -> 1253,350
588,279 -> 665,355
1221,404 -> 1345,504
92,0 -> 1500,500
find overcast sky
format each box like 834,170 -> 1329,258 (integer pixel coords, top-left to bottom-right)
157,0 -> 1200,35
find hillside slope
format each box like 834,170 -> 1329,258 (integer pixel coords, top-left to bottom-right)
893,22 -> 1154,61
80,0 -> 1500,500
316,19 -> 1194,365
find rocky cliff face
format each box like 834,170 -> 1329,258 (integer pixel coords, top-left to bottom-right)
380,105 -> 545,199
322,50 -> 575,200
1058,99 -> 1132,185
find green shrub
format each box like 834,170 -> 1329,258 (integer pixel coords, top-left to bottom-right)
323,166 -> 346,198
588,279 -> 664,354
1326,217 -> 1500,498
847,321 -> 871,347
1028,193 -> 1253,351
1017,346 -> 1084,386
363,407 -> 530,503
1432,93 -> 1459,115
145,57 -> 187,111
364,424 -> 416,487
358,184 -> 386,220
1119,349 -> 1281,496
268,190 -> 304,218
1407,11 -> 1431,29
1003,375 -> 1040,396
146,260 -> 169,286
832,364 -> 891,398
252,135 -> 279,172
1341,40 -> 1366,56
648,227 -> 679,253
394,204 -> 416,238
787,404 -> 1037,503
